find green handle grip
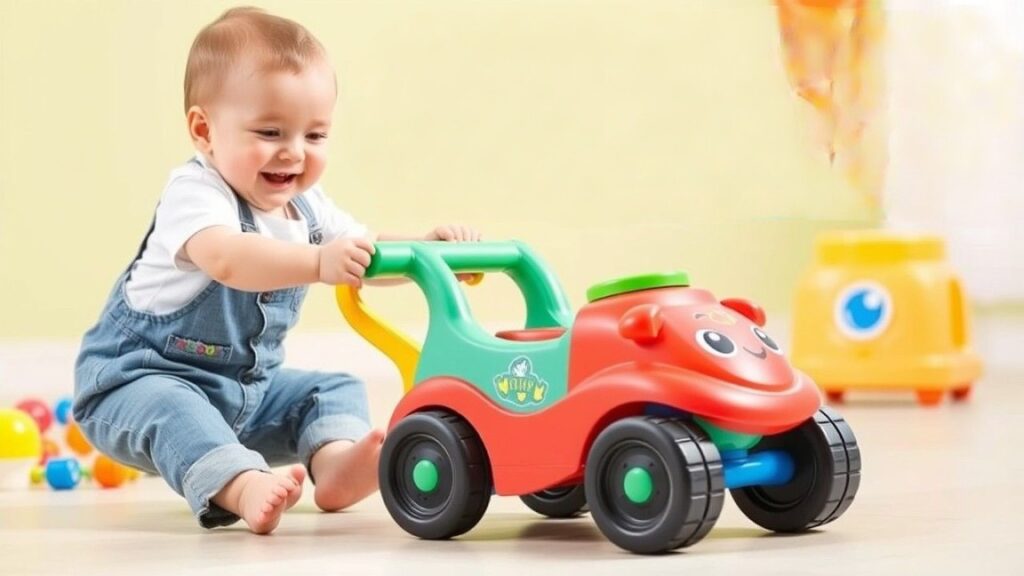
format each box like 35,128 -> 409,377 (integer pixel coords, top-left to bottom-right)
365,241 -> 525,278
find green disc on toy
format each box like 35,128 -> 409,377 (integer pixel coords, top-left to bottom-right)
412,459 -> 439,493
623,467 -> 654,504
586,272 -> 690,303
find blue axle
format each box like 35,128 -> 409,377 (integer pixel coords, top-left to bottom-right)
719,449 -> 795,489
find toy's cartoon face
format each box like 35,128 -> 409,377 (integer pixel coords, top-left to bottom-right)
657,305 -> 794,389
834,281 -> 892,340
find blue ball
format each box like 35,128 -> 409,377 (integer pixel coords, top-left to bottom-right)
54,397 -> 73,425
45,457 -> 82,490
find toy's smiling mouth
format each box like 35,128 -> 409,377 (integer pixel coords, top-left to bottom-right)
743,346 -> 767,359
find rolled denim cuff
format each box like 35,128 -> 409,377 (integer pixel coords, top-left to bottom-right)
298,414 -> 372,480
182,444 -> 270,528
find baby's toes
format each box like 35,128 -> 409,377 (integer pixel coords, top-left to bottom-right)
288,465 -> 307,485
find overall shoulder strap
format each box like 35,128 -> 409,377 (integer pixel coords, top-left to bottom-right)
291,194 -> 323,245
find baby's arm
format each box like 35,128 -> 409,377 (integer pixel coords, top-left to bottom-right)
185,226 -> 374,291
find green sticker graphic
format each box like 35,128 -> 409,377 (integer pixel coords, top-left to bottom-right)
493,356 -> 549,407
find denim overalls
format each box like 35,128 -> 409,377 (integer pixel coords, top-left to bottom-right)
73,184 -> 370,528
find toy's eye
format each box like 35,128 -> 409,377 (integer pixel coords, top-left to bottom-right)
751,326 -> 783,355
695,329 -> 736,357
835,282 -> 892,340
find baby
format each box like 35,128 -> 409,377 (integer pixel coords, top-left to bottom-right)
73,7 -> 479,534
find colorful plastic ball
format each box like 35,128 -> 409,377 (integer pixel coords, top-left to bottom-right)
125,467 -> 141,481
0,408 -> 42,490
92,455 -> 128,489
54,397 -> 73,426
45,457 -> 82,490
15,398 -> 52,434
0,408 -> 41,459
29,466 -> 45,485
65,422 -> 93,456
38,439 -> 60,465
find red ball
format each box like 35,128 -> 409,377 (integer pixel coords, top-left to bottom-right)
15,398 -> 53,434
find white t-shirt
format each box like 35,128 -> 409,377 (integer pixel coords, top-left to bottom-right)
124,154 -> 368,314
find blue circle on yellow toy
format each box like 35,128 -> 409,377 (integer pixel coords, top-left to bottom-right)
834,281 -> 892,340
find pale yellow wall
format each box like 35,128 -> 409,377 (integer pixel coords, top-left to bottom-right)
0,0 -> 876,340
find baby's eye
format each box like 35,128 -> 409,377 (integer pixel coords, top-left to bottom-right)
306,132 -> 328,142
254,129 -> 280,138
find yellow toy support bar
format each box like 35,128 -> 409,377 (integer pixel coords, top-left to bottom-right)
336,274 -> 482,394
336,286 -> 422,394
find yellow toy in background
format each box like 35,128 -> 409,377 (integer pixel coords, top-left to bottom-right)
791,230 -> 982,406
0,408 -> 42,490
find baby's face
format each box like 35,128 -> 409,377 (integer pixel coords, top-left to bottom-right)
203,59 -> 336,214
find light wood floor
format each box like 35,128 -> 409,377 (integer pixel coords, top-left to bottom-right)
1,331 -> 1022,575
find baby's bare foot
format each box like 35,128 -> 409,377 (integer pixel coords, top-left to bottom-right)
284,465 -> 306,509
214,467 -> 304,534
311,430 -> 385,512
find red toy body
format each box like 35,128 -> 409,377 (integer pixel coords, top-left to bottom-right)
391,287 -> 821,496
341,242 -> 859,554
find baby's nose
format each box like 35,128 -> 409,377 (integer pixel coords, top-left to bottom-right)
279,141 -> 305,162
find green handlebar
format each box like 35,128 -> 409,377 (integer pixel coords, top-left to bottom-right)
366,242 -> 525,277
364,240 -> 573,331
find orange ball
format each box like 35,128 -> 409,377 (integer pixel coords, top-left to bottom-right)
38,439 -> 60,465
92,455 -> 128,489
65,422 -> 93,457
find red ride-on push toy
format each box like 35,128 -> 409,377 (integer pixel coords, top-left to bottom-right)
337,241 -> 861,554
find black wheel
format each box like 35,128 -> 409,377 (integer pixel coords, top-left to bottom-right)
520,485 -> 588,518
731,406 -> 861,532
584,417 -> 724,554
379,410 -> 492,539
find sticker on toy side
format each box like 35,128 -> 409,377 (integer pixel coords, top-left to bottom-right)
493,356 -> 549,407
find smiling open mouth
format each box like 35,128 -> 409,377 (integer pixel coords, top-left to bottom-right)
261,172 -> 298,185
743,346 -> 767,359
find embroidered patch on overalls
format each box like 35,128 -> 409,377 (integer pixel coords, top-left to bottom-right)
165,335 -> 232,362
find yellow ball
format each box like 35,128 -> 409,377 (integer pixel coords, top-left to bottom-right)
0,408 -> 42,459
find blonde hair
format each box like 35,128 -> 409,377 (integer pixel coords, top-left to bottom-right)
183,7 -> 329,113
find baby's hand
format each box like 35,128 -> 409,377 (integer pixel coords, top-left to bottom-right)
426,225 -> 482,283
319,237 -> 375,287
425,225 -> 482,243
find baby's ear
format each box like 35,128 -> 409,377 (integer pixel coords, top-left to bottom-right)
186,106 -> 213,152
721,298 -> 766,327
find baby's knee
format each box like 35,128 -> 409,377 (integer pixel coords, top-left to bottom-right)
324,373 -> 369,404
324,372 -> 367,393
311,373 -> 369,417
74,409 -> 155,474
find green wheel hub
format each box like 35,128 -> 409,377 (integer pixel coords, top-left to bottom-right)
623,467 -> 654,504
412,459 -> 439,493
